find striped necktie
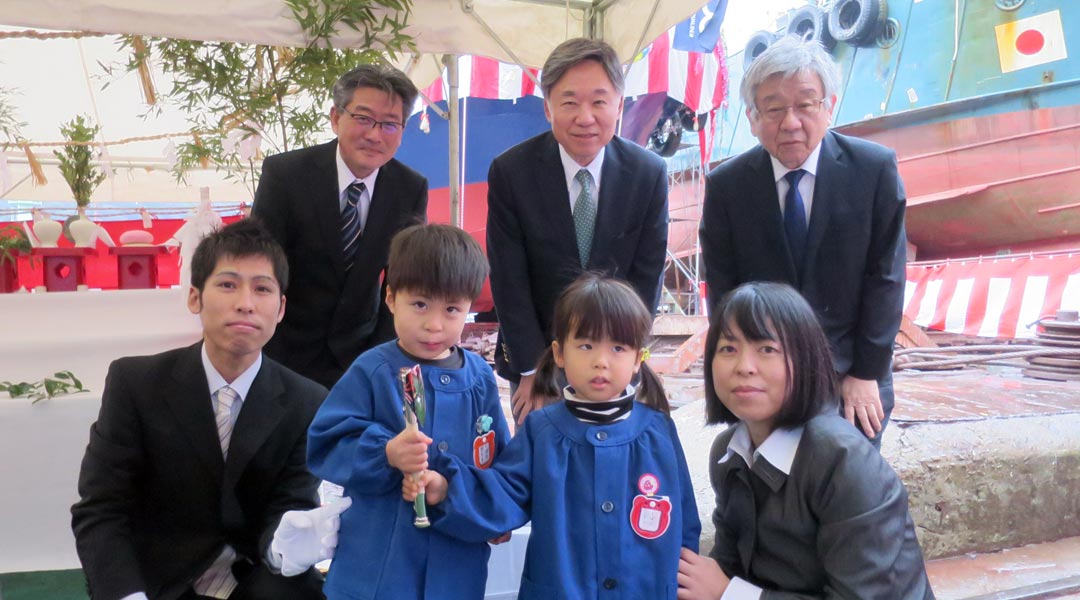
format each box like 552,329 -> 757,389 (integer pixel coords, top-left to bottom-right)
783,169 -> 808,267
192,386 -> 240,598
341,181 -> 365,269
215,386 -> 237,457
191,546 -> 238,598
573,169 -> 596,267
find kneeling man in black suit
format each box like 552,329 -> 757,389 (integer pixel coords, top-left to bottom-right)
72,219 -> 332,600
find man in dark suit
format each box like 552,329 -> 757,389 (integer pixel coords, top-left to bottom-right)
72,220 -> 331,600
253,64 -> 428,389
700,36 -> 906,448
486,38 -> 669,424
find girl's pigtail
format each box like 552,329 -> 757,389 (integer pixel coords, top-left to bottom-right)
530,346 -> 563,405
635,363 -> 670,414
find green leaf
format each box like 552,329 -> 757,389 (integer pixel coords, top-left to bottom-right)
1,372 -> 88,402
105,0 -> 414,191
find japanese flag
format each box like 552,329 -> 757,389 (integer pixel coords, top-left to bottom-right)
995,10 -> 1068,74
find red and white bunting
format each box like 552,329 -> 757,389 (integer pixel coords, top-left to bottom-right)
995,9 -> 1068,74
416,31 -> 726,114
904,253 -> 1080,339
623,30 -> 726,114
420,57 -> 541,104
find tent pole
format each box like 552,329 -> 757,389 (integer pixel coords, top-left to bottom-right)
445,54 -> 461,227
460,0 -> 541,89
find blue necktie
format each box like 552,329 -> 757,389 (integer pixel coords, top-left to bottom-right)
341,182 -> 365,270
784,169 -> 808,267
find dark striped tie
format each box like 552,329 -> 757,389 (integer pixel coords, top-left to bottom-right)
341,181 -> 365,269
784,169 -> 807,267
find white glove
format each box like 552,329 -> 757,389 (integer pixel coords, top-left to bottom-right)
270,496 -> 352,576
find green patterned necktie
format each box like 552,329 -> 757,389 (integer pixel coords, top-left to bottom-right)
573,169 -> 596,267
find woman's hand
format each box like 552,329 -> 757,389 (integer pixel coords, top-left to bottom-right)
677,547 -> 730,600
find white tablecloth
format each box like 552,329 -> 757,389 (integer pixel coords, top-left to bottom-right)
1,288 -> 201,572
1,288 -> 204,393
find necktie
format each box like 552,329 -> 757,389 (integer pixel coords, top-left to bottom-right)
573,169 -> 596,267
783,169 -> 808,267
341,181 -> 365,269
215,386 -> 237,457
191,546 -> 238,598
193,387 -> 240,598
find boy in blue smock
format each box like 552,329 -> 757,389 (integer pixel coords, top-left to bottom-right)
307,223 -> 512,600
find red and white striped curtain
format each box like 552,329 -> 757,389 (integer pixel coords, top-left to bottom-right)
904,252 -> 1080,339
418,30 -> 727,113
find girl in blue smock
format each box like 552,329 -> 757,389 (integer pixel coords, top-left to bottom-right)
406,274 -> 701,600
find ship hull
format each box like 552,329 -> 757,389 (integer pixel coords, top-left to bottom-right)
842,87 -> 1080,260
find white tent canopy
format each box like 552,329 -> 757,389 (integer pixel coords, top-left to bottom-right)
3,0 -> 709,214
4,0 -> 706,71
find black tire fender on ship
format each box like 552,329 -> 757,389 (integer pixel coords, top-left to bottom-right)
828,0 -> 888,47
646,115 -> 683,158
743,30 -> 778,70
680,109 -> 707,132
787,5 -> 836,51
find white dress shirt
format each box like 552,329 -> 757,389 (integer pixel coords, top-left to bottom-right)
336,148 -> 379,231
770,141 -> 823,225
558,144 -> 605,215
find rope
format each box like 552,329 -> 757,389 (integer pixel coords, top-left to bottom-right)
0,30 -> 107,40
896,345 -> 1080,370
4,131 -> 205,149
896,344 -> 1049,355
0,203 -> 249,220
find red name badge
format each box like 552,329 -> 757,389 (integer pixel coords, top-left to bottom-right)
630,495 -> 672,539
473,431 -> 496,469
629,473 -> 671,539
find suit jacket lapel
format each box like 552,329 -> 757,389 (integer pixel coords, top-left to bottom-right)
165,343 -> 224,482
223,361 -> 287,487
353,160 -> 399,280
536,134 -> 577,260
315,141 -> 347,281
591,139 -> 631,269
804,132 -> 841,280
727,464 -> 757,575
334,160 -> 401,341
749,147 -> 800,283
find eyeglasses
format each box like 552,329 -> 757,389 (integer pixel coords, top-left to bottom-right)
756,99 -> 826,123
338,107 -> 405,135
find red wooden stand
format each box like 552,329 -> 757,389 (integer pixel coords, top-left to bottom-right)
0,258 -> 19,292
31,247 -> 97,292
110,246 -> 170,289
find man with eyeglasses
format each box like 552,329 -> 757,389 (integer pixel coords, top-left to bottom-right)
253,64 -> 428,389
699,36 -> 907,450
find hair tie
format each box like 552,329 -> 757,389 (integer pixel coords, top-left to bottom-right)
640,348 -> 651,363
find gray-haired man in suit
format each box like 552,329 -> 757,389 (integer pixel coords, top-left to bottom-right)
700,36 -> 907,449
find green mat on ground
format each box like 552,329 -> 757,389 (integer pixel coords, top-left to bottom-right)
0,570 -> 88,600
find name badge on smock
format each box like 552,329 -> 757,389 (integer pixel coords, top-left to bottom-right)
473,415 -> 496,469
629,473 -> 671,540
